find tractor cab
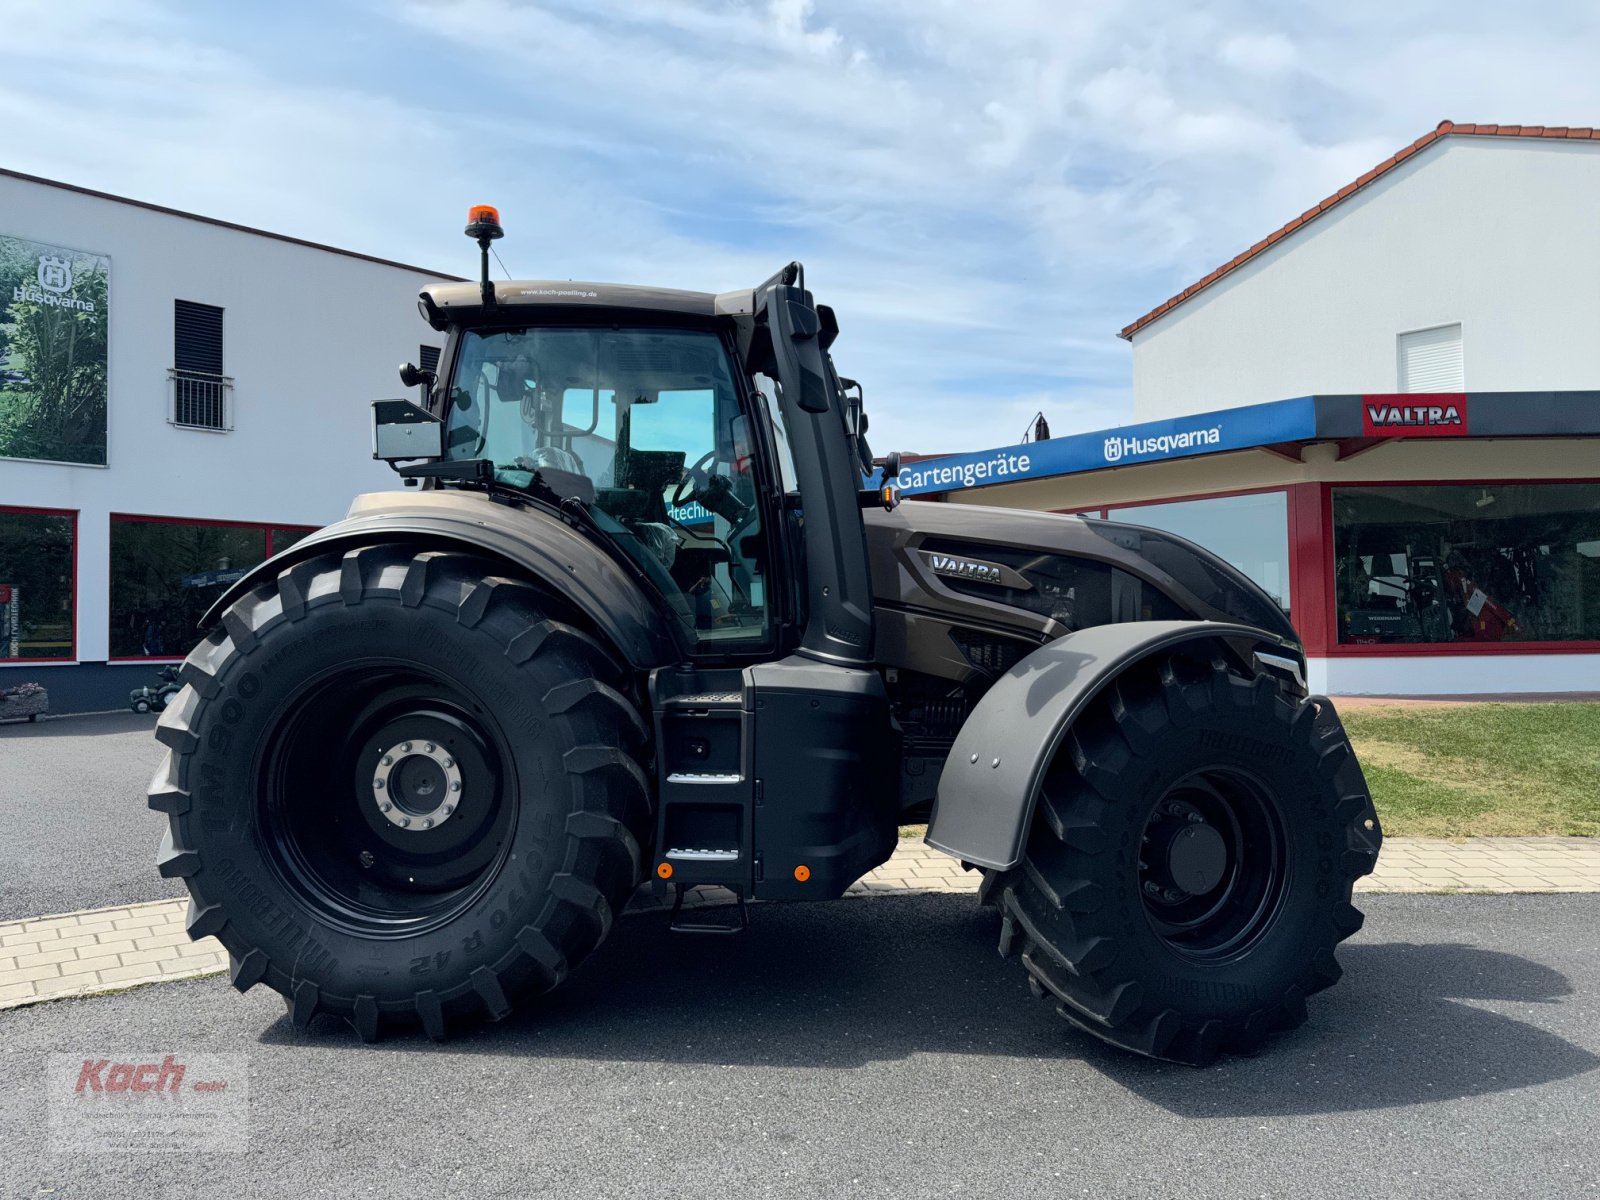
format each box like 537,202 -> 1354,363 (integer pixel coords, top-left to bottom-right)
384,211 -> 882,672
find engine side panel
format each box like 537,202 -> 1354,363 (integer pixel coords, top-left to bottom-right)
864,501 -> 1298,651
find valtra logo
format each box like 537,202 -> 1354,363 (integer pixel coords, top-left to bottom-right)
1361,395 -> 1469,437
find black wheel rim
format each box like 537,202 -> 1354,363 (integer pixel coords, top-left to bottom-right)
258,661 -> 518,938
1138,768 -> 1287,962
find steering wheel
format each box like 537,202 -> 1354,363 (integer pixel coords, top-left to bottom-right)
671,450 -> 718,509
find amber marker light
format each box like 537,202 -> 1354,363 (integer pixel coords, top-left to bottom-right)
793,864 -> 811,882
464,204 -> 504,242
656,862 -> 674,880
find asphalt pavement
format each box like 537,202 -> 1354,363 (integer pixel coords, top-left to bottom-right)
0,711 -> 177,921
3,892 -> 1597,1198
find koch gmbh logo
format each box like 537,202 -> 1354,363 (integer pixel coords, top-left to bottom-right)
36,255 -> 72,294
48,1051 -> 248,1152
1103,436 -> 1124,462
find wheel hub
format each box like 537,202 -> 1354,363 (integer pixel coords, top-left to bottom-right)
1137,770 -> 1287,962
371,739 -> 462,831
260,667 -> 515,934
1165,822 -> 1227,895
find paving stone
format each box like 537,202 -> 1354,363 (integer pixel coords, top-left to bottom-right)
3,837 -> 1598,1011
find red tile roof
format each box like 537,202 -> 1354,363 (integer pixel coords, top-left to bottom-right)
1118,120 -> 1600,341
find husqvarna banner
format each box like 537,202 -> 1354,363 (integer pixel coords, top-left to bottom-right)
0,234 -> 110,466
896,397 -> 1316,496
895,391 -> 1600,497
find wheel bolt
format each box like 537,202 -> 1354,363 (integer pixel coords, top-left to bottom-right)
398,816 -> 410,827
401,742 -> 412,752
1143,881 -> 1162,897
443,804 -> 455,816
380,802 -> 392,813
443,757 -> 454,769
359,850 -> 374,868
425,742 -> 436,753
373,778 -> 384,789
381,755 -> 392,766
423,818 -> 433,828
450,781 -> 461,793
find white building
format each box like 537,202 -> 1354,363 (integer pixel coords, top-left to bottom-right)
1125,122 -> 1600,419
0,168 -> 451,713
899,123 -> 1600,696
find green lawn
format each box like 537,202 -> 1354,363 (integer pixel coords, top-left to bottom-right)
1342,703 -> 1600,838
899,703 -> 1599,843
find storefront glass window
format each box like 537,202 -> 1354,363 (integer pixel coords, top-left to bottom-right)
0,508 -> 75,660
1333,484 -> 1600,645
110,518 -> 269,658
269,527 -> 315,554
1106,491 -> 1292,618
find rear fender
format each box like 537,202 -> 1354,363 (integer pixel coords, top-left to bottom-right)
926,620 -> 1304,871
200,491 -> 682,670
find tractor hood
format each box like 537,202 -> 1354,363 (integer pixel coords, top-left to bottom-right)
863,500 -> 1298,648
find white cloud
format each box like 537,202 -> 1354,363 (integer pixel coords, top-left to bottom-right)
1220,32 -> 1298,75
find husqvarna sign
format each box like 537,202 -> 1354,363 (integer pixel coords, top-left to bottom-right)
1102,425 -> 1222,463
897,397 -> 1315,496
0,233 -> 111,466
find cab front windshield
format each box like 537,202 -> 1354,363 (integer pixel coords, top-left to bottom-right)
445,327 -> 770,644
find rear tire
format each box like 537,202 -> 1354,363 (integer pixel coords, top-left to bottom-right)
987,649 -> 1381,1065
149,545 -> 651,1041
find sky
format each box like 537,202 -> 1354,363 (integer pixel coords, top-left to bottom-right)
5,0 -> 1600,453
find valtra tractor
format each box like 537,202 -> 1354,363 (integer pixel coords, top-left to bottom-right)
150,207 -> 1381,1064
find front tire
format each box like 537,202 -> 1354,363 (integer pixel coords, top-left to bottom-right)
986,649 -> 1381,1065
149,545 -> 651,1041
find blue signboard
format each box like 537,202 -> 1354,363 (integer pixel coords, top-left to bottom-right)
895,396 -> 1317,497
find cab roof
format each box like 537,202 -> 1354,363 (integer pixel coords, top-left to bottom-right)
419,279 -> 757,330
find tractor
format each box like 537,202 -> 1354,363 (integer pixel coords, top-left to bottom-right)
150,206 -> 1381,1064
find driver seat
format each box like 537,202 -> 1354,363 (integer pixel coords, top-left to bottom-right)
605,448 -> 685,526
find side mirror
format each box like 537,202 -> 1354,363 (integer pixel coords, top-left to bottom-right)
398,362 -> 437,389
372,399 -> 443,461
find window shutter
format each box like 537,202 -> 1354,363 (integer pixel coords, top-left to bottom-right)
1398,324 -> 1463,392
174,301 -> 224,374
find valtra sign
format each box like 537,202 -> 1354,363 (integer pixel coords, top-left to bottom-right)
1361,394 -> 1469,437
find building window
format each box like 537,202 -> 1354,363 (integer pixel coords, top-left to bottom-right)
1397,323 -> 1463,392
170,300 -> 233,430
1334,484 -> 1600,646
0,507 -> 75,661
109,517 -> 315,658
1106,491 -> 1292,619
